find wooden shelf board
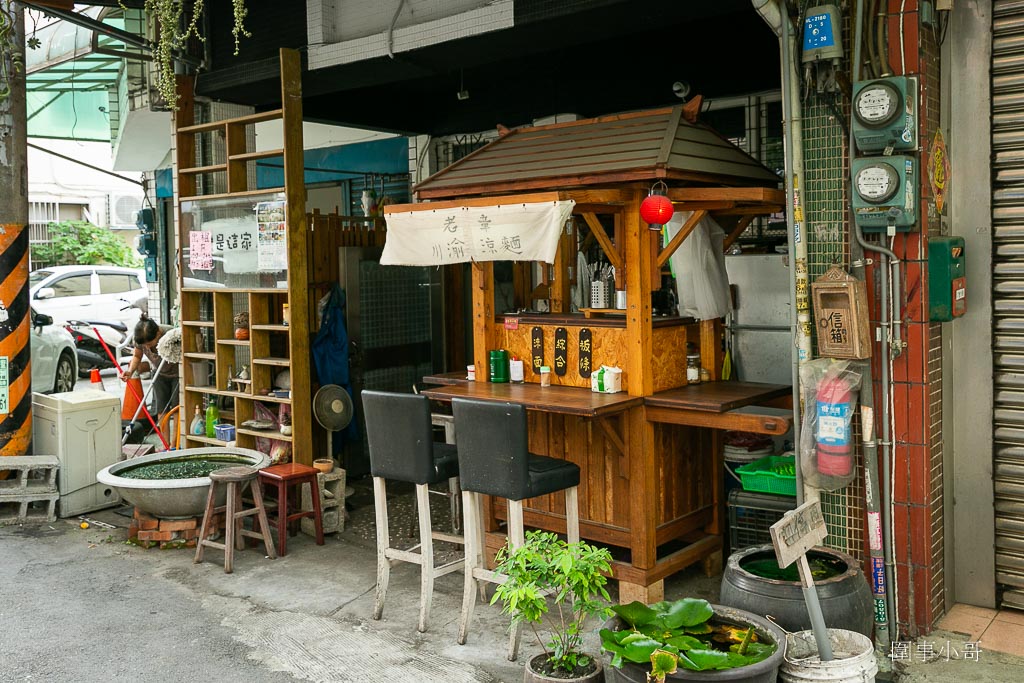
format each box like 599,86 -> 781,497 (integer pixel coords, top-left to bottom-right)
251,324 -> 290,331
180,163 -> 227,175
180,187 -> 285,203
230,148 -> 284,162
253,394 -> 291,404
181,320 -> 215,328
184,352 -> 216,360
217,339 -> 251,346
178,109 -> 283,134
182,287 -> 288,294
185,435 -> 228,446
253,357 -> 290,367
185,386 -> 253,400
236,427 -> 292,442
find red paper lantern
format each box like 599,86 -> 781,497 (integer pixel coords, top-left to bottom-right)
640,192 -> 674,229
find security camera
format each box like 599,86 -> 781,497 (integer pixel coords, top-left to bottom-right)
672,81 -> 690,100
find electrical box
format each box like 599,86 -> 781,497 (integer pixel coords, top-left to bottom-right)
802,5 -> 844,63
144,255 -> 158,283
851,156 -> 918,231
852,76 -> 918,153
136,207 -> 157,256
811,265 -> 872,359
929,236 -> 966,321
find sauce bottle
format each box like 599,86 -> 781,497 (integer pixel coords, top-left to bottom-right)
205,397 -> 220,438
190,404 -> 205,436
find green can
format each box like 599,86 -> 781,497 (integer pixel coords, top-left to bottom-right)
489,349 -> 510,383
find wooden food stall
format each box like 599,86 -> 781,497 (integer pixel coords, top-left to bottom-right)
386,107 -> 788,601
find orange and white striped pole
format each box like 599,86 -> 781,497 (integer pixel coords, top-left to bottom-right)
0,0 -> 31,473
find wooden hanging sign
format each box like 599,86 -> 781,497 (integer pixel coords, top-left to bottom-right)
578,328 -> 593,378
554,327 -> 568,376
531,327 -> 544,372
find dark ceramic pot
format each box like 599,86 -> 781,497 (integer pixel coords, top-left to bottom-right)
524,653 -> 604,683
602,605 -> 784,683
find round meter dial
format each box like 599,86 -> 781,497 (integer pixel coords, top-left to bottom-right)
854,81 -> 901,127
855,163 -> 900,204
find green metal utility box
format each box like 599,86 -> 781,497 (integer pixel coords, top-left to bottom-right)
929,236 -> 966,321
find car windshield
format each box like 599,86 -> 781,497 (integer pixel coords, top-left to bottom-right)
29,270 -> 52,287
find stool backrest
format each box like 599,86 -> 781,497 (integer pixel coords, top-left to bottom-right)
362,390 -> 435,484
451,398 -> 529,498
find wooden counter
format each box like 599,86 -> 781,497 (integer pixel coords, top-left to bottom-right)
645,382 -> 793,436
421,382 -> 641,417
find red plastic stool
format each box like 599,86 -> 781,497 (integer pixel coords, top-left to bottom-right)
258,463 -> 325,556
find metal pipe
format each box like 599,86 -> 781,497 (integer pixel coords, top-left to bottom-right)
851,0 -> 899,649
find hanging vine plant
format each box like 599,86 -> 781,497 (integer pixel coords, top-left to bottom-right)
0,1 -> 24,106
131,0 -> 251,110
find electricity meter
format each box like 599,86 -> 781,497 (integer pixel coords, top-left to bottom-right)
852,76 -> 918,153
851,156 -> 918,231
802,5 -> 844,63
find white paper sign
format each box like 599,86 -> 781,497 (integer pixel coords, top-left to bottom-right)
205,217 -> 259,274
188,231 -> 213,271
256,201 -> 288,271
381,200 -> 575,266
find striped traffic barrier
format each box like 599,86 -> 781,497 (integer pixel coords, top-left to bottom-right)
0,224 -> 31,478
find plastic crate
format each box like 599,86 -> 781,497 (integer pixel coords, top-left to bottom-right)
214,424 -> 236,442
728,489 -> 796,551
735,455 -> 797,496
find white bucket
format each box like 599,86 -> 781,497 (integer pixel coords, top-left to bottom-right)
779,629 -> 878,682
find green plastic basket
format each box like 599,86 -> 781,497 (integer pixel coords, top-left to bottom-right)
735,455 -> 797,497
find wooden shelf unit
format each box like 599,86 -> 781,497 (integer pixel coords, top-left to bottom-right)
174,49 -> 310,462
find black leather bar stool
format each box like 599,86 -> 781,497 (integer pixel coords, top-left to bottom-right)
451,397 -> 580,661
362,390 -> 465,633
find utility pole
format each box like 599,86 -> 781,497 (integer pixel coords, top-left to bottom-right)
0,0 -> 33,461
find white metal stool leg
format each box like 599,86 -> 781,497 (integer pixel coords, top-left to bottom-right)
373,476 -> 390,621
415,483 -> 434,632
506,499 -> 526,661
565,486 -> 580,544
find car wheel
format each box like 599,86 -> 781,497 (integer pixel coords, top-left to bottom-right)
54,352 -> 76,393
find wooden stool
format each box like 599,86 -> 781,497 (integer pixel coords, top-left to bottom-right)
194,466 -> 277,573
258,463 -> 325,556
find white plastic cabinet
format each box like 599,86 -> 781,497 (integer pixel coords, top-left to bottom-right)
33,389 -> 122,517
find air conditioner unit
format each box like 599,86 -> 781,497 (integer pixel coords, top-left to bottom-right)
109,193 -> 143,228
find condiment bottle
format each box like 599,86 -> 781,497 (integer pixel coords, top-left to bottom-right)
205,397 -> 220,438
686,353 -> 702,384
190,405 -> 204,435
539,366 -> 552,387
489,349 -> 510,383
509,356 -> 525,383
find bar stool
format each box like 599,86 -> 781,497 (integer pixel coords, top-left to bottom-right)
258,463 -> 325,557
363,390 -> 465,633
194,466 -> 277,573
451,397 -> 580,661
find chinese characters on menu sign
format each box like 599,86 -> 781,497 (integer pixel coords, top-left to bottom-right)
381,201 -> 575,266
188,231 -> 213,271
256,201 -> 288,271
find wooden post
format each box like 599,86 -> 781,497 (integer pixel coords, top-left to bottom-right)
472,262 -> 495,382
281,48 -> 312,465
624,189 -> 660,601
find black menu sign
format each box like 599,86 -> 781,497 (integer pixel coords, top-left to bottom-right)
578,328 -> 593,378
554,327 -> 568,376
531,326 -> 544,372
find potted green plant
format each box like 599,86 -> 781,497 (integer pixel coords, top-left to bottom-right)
599,599 -> 785,683
492,530 -> 613,682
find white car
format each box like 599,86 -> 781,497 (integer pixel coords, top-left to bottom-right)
31,308 -> 77,394
29,266 -> 147,332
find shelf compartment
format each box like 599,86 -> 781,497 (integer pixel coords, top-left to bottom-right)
181,320 -> 215,328
180,187 -> 285,203
178,109 -> 283,134
253,357 -> 290,367
236,427 -> 292,442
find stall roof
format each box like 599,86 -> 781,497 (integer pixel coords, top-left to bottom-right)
413,106 -> 780,199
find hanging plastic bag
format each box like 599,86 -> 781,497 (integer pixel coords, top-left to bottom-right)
799,359 -> 863,492
252,401 -> 291,464
665,211 -> 731,320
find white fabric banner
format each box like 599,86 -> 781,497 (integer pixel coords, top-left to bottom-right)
382,200 -> 575,266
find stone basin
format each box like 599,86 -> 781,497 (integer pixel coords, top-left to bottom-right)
96,447 -> 271,518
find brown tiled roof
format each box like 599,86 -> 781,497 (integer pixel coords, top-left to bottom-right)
414,106 -> 779,199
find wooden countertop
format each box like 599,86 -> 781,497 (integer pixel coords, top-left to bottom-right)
644,382 -> 791,413
421,371 -> 470,386
421,382 -> 641,417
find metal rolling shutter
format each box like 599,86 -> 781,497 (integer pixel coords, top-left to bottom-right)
993,0 -> 1024,609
